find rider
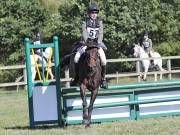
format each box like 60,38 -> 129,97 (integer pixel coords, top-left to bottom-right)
141,31 -> 154,65
70,3 -> 108,89
33,32 -> 41,55
33,32 -> 51,61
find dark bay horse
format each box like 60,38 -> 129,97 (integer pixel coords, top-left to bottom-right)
61,45 -> 102,127
78,46 -> 102,127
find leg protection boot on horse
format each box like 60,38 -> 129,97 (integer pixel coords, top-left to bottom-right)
100,65 -> 108,89
70,63 -> 79,86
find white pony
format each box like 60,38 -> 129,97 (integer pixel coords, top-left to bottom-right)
30,48 -> 54,81
133,44 -> 165,81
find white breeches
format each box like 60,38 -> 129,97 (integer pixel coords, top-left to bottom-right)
36,48 -> 51,59
74,46 -> 107,66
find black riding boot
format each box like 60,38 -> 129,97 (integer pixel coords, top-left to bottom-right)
101,65 -> 108,89
70,63 -> 79,86
148,53 -> 154,66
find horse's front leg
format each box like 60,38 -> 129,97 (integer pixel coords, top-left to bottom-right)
86,88 -> 98,127
80,84 -> 88,125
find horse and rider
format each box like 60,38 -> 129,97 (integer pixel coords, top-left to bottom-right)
62,3 -> 108,89
134,31 -> 165,81
31,32 -> 54,81
33,33 -> 49,60
61,3 -> 108,127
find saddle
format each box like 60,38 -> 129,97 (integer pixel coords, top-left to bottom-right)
72,41 -> 86,52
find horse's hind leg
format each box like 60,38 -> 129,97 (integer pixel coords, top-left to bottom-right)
157,60 -> 164,80
86,89 -> 98,127
80,85 -> 88,125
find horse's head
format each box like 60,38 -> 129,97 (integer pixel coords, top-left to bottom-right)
44,47 -> 53,59
133,44 -> 142,58
85,47 -> 99,75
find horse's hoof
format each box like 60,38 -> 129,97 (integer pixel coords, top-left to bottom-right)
85,124 -> 90,128
82,119 -> 88,125
82,118 -> 88,125
85,122 -> 91,128
83,119 -> 91,127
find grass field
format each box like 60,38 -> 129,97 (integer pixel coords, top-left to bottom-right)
1,90 -> 180,135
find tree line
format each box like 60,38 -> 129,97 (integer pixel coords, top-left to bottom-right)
0,0 -> 179,70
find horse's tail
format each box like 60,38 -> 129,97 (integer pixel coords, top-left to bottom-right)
61,54 -> 73,69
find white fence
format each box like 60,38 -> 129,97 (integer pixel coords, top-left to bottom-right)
0,56 -> 180,89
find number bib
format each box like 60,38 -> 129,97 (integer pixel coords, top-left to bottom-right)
143,41 -> 150,48
87,27 -> 99,39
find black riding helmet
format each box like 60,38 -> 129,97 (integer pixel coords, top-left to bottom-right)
144,31 -> 149,36
88,3 -> 99,13
35,32 -> 40,40
36,33 -> 40,37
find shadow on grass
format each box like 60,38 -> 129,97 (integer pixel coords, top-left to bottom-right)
4,125 -> 64,130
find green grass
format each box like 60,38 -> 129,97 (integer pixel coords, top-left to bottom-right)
1,90 -> 180,135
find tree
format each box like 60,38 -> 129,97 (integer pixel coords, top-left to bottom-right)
0,0 -> 50,64
1,0 -> 179,68
43,0 -> 179,72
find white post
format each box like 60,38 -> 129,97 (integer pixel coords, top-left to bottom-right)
116,71 -> 119,84
65,68 -> 70,87
136,61 -> 141,82
154,73 -> 157,82
167,59 -> 172,80
23,67 -> 27,90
